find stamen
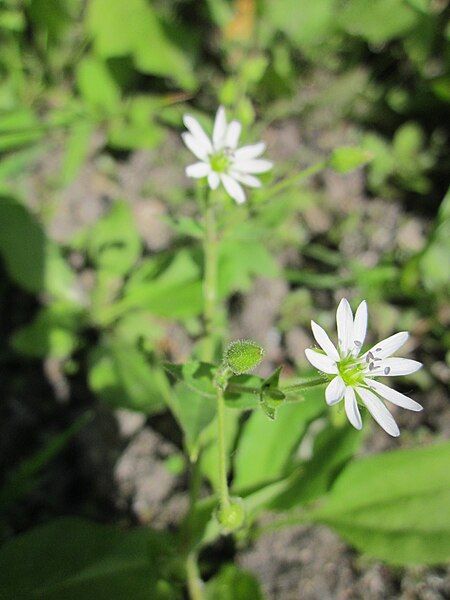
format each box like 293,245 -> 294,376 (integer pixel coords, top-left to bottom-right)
384,367 -> 391,375
376,347 -> 382,352
366,351 -> 374,363
354,340 -> 361,347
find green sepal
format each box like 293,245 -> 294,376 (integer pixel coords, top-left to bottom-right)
259,366 -> 286,420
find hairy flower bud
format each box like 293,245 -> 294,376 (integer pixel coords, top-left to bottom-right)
225,339 -> 264,374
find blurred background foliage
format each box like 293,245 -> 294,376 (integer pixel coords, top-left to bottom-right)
0,0 -> 449,598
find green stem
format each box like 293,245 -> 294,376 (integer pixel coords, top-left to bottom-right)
225,376 -> 325,397
262,161 -> 327,200
282,376 -> 325,393
186,551 -> 204,600
202,191 -> 219,361
216,385 -> 230,510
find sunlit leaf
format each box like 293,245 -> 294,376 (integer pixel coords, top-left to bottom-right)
310,442 -> 450,565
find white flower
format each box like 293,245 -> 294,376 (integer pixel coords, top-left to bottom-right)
305,299 -> 423,437
182,105 -> 273,204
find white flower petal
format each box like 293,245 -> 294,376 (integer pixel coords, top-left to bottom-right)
356,387 -> 400,437
229,171 -> 261,188
365,379 -> 423,411
221,173 -> 246,204
366,331 -> 409,360
185,162 -> 210,178
213,105 -> 227,149
234,142 -> 266,160
325,376 -> 345,405
370,357 -> 423,377
304,349 -> 338,374
225,120 -> 242,148
344,387 -> 362,430
182,132 -> 209,161
208,171 -> 220,190
311,320 -> 340,361
336,298 -> 353,356
352,300 -> 368,356
183,115 -> 213,154
233,158 -> 273,174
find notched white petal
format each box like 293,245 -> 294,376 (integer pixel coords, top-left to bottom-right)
311,320 -> 340,361
352,300 -> 368,355
208,171 -> 220,190
344,387 -> 362,430
234,158 -> 273,174
183,115 -> 213,153
356,387 -> 400,437
185,162 -> 210,178
365,379 -> 423,411
229,171 -> 261,188
336,298 -> 353,355
304,349 -> 338,374
234,142 -> 266,160
182,132 -> 209,161
376,357 -> 422,376
367,331 -> 409,360
325,376 -> 345,405
213,105 -> 227,148
221,174 -> 246,204
225,120 -> 242,148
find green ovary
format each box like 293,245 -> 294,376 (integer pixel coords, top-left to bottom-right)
210,151 -> 230,173
337,356 -> 366,387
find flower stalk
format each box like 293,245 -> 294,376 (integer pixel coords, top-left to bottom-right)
202,191 -> 219,361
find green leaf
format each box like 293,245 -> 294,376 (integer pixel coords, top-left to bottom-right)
60,120 -> 94,186
0,109 -> 43,151
108,96 -> 165,150
205,564 -> 264,600
164,361 -> 265,410
0,517 -> 180,599
85,200 -> 142,276
264,0 -> 336,51
233,389 -> 325,492
337,0 -> 418,44
0,195 -> 76,299
164,361 -> 216,400
118,250 -> 203,319
86,0 -> 196,90
11,303 -> 82,359
329,146 -> 372,174
164,361 -> 217,458
89,340 -> 170,414
170,383 -> 216,460
199,408 -> 240,494
218,232 -> 278,298
76,56 -> 121,115
259,366 -> 286,420
310,442 -> 450,565
270,423 -> 364,510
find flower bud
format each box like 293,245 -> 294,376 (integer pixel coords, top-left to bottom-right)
224,339 -> 264,374
216,498 -> 245,532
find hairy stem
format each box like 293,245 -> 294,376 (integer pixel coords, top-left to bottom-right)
202,193 -> 219,361
186,551 -> 204,600
216,385 -> 230,510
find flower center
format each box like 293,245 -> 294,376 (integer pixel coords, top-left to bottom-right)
210,151 -> 230,173
337,355 -> 366,387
